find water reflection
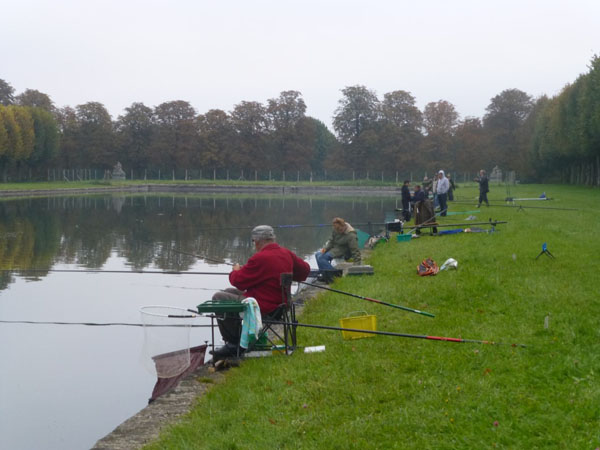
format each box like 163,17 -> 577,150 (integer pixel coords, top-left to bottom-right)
0,193 -> 397,290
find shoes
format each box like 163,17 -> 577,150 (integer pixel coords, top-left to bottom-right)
210,343 -> 244,359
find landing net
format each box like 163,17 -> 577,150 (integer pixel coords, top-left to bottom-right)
140,305 -> 195,378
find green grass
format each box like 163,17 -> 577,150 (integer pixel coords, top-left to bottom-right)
144,184 -> 599,449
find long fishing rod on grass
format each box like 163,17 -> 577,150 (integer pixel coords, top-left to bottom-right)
399,208 -> 506,232
193,313 -> 524,347
412,219 -> 507,229
450,201 -> 577,211
300,281 -> 435,318
262,318 -> 526,347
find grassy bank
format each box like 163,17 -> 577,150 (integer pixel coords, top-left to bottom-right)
144,184 -> 598,449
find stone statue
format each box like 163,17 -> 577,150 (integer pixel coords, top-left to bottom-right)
490,165 -> 502,183
112,162 -> 126,180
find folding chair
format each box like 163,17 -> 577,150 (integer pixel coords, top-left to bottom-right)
248,272 -> 297,355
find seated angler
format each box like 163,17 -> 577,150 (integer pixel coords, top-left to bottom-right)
210,225 -> 310,359
411,185 -> 438,235
315,217 -> 361,275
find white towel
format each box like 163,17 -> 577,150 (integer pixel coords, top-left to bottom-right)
239,298 -> 263,349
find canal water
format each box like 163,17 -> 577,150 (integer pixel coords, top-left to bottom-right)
0,193 -> 400,450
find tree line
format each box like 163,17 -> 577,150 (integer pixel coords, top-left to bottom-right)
1,56 -> 599,184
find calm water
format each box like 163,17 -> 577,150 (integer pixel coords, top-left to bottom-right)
0,193 -> 400,450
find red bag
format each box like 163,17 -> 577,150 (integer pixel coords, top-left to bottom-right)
417,258 -> 439,276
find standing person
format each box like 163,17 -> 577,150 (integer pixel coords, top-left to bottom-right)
447,173 -> 457,201
400,180 -> 411,222
432,172 -> 439,210
315,217 -> 361,272
475,169 -> 490,207
436,170 -> 449,216
411,185 -> 438,235
210,225 -> 310,358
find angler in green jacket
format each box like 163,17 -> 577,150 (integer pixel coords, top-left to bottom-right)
315,217 -> 361,271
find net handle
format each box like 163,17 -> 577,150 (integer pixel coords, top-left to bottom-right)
140,305 -> 199,319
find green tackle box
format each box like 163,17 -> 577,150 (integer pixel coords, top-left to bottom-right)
196,300 -> 245,314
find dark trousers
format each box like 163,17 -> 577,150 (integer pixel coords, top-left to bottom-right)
438,193 -> 448,216
478,192 -> 489,206
402,199 -> 411,221
448,189 -> 454,201
211,288 -> 245,344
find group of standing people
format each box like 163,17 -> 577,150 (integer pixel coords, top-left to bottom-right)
400,169 -> 490,234
400,170 -> 456,222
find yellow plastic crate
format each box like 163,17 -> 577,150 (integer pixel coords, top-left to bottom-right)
339,311 -> 377,340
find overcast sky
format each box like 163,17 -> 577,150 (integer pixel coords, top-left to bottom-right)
2,0 -> 599,129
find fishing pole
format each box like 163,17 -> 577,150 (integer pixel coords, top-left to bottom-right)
179,312 -> 525,347
450,201 -> 577,211
2,269 -> 231,275
505,197 -> 553,202
167,248 -> 233,266
197,315 -> 525,347
262,319 -> 526,347
412,220 -> 507,229
178,222 -> 390,232
0,319 -> 211,327
300,281 -> 435,318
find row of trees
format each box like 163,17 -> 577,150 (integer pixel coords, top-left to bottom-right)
529,56 -> 600,185
329,85 -> 536,176
1,57 -> 599,183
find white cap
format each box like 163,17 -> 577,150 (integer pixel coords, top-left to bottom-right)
251,225 -> 275,241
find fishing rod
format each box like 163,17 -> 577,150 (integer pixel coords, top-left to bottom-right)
168,248 -> 233,266
412,220 -> 507,229
400,206 -> 506,232
184,222 -> 390,232
261,319 -> 526,347
300,281 -> 435,318
0,319 -> 211,327
2,269 -> 231,276
192,313 -> 525,347
450,201 -> 577,211
133,237 -> 234,266
505,197 -> 552,202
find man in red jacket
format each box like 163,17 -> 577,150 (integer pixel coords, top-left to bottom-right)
210,225 -> 310,358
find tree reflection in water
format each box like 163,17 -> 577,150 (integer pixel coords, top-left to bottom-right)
0,193 -> 398,290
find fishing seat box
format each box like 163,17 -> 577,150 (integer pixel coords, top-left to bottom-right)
397,234 -> 412,242
196,300 -> 245,314
345,265 -> 374,276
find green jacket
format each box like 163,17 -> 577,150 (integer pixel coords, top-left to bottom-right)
324,223 -> 361,264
